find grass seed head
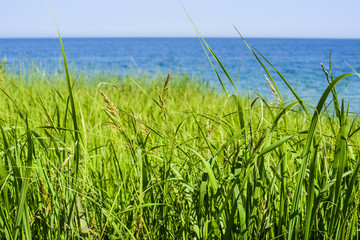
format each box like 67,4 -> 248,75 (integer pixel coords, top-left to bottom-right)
0,71 -> 4,88
265,75 -> 280,102
158,74 -> 170,121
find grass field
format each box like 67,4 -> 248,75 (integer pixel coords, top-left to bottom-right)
1,32 -> 360,239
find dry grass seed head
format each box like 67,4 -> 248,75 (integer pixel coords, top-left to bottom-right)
0,71 -> 5,88
158,74 -> 170,120
99,89 -> 126,131
265,75 -> 280,103
99,90 -> 118,117
205,114 -> 215,139
43,114 -> 51,126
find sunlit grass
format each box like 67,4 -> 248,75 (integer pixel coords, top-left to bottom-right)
1,26 -> 360,239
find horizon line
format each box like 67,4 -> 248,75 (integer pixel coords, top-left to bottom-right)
1,36 -> 360,40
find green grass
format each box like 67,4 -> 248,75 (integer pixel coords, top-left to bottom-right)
1,33 -> 360,239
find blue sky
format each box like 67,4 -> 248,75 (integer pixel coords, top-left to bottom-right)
1,0 -> 359,38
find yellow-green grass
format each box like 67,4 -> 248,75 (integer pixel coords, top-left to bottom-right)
1,62 -> 360,239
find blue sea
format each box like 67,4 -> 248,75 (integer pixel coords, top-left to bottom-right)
1,38 -> 360,104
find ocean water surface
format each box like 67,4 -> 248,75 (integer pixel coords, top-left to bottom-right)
1,37 -> 360,103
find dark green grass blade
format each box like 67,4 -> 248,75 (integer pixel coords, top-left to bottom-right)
288,72 -> 356,238
13,117 -> 33,240
182,3 -> 237,94
253,47 -> 312,118
52,12 -> 80,175
230,94 -> 246,132
51,11 -> 83,238
257,131 -> 305,157
304,142 -> 319,240
187,148 -> 218,192
232,26 -> 283,102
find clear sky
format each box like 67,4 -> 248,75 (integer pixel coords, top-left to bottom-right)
1,0 -> 359,38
